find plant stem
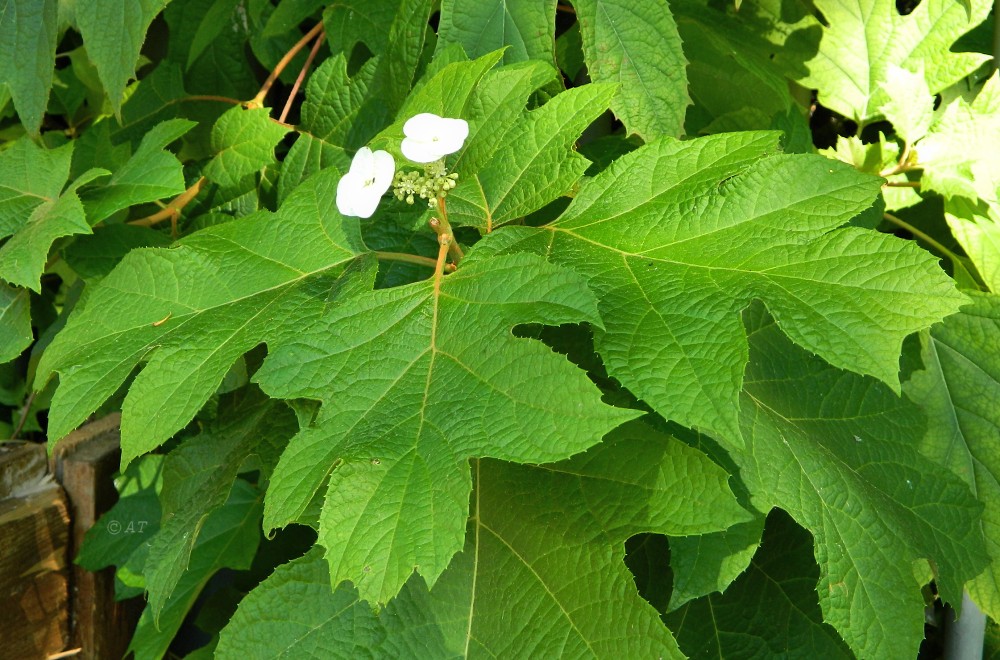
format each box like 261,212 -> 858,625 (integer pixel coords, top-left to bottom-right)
556,3 -> 576,13
433,236 -> 451,288
375,251 -> 454,271
885,180 -> 921,188
252,22 -> 324,107
178,95 -> 243,106
128,177 -> 205,230
430,197 -> 464,263
882,212 -> 964,265
279,28 -> 325,123
10,390 -> 37,440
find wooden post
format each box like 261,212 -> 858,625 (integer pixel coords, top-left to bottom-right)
50,413 -> 140,660
0,442 -> 70,658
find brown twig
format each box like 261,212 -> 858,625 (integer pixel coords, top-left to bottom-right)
178,95 -> 243,106
128,177 -> 205,231
556,3 -> 576,13
252,22 -> 325,108
885,180 -> 921,188
10,390 -> 37,440
279,28 -> 325,123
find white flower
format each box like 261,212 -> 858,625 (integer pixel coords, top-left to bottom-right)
336,147 -> 395,218
400,113 -> 469,163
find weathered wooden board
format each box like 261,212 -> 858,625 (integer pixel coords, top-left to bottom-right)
0,442 -> 70,658
51,413 -> 140,660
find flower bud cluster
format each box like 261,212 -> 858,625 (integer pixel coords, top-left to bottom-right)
392,161 -> 460,208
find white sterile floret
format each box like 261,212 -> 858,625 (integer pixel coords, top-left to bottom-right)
336,147 -> 395,218
400,113 -> 469,163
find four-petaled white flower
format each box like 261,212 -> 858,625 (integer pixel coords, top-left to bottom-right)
336,147 -> 395,218
400,113 -> 469,163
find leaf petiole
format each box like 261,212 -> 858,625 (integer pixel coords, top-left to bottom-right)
251,23 -> 325,108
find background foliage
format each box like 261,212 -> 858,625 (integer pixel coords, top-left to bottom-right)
0,0 -> 998,657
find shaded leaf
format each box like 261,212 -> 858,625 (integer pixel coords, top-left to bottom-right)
904,292 -> 1000,620
0,0 -> 58,134
215,548 -> 385,657
666,510 -> 853,659
731,305 -> 989,658
76,0 -> 171,115
438,0 -> 557,66
80,118 -> 195,223
129,480 -> 262,657
145,392 -> 298,620
574,0 -> 689,139
0,283 -> 32,364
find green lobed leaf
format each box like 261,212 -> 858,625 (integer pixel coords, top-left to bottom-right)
367,424 -> 750,657
37,168 -> 368,460
324,0 -> 435,115
471,131 -> 964,444
555,21 -> 584,80
222,422 -> 750,657
0,283 -> 32,364
254,252 -> 640,604
918,71 -> 1000,203
0,138 -> 110,290
161,0 -> 258,110
145,392 -> 298,621
0,0 -> 58,134
80,118 -> 195,223
112,63 -> 189,146
732,305 -> 989,659
904,292 -> 1000,620
323,0 -> 402,60
63,224 -> 173,282
203,106 -> 291,188
445,82 -> 616,232
76,0 -> 171,116
215,548 -> 386,657
574,0 -> 689,140
438,0 -> 557,66
878,64 -> 935,145
797,0 -> 992,124
666,510 -> 853,658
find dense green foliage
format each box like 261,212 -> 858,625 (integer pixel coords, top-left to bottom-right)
1,0 -> 998,657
